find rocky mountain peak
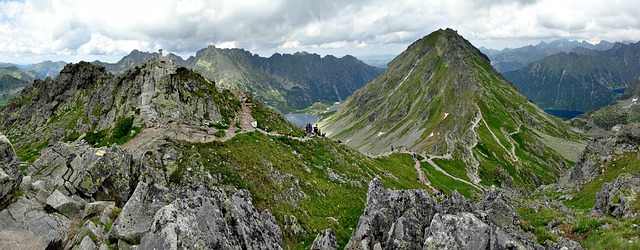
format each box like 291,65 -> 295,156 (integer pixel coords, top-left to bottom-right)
322,28 -> 582,190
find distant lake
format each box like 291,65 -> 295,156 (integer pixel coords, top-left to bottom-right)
544,110 -> 584,119
327,104 -> 340,112
612,88 -> 626,94
285,113 -> 318,127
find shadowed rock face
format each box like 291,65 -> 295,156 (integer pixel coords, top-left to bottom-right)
0,133 -> 21,205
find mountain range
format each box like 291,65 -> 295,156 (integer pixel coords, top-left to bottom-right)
481,39 -> 617,73
91,47 -> 382,113
504,41 -> 640,113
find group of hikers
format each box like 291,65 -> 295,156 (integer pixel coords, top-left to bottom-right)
435,189 -> 447,200
305,123 -> 326,138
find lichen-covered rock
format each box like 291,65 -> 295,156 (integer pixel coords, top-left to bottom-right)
137,186 -> 282,250
78,235 -> 98,250
0,133 -> 22,204
347,179 -> 542,250
70,145 -> 140,202
345,178 -> 440,250
311,229 -> 338,250
32,141 -> 139,203
592,173 -> 640,218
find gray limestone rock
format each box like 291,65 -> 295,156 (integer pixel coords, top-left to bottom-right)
424,212 -> 536,250
78,235 -> 98,250
108,181 -> 174,244
311,229 -> 338,250
592,173 -> 640,218
46,189 -> 83,215
476,187 -> 518,229
345,178 -> 440,250
547,237 -> 585,250
0,197 -> 70,249
424,212 -> 490,249
0,133 -> 22,204
138,186 -> 282,250
441,190 -> 475,214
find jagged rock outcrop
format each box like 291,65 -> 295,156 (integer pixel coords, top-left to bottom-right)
138,188 -> 282,250
569,123 -> 640,185
476,187 -> 518,229
311,229 -> 338,250
345,178 -> 440,249
0,133 -> 21,204
592,173 -> 640,218
347,179 -> 545,250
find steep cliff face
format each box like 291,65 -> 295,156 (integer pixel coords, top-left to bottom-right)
322,28 -> 585,189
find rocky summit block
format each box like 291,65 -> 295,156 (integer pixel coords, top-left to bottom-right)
0,132 -> 21,205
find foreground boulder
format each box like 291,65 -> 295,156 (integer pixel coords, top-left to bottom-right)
345,178 -> 440,249
110,181 -> 283,249
0,196 -> 70,249
592,173 -> 640,218
0,133 -> 22,204
33,142 -> 139,203
345,179 -> 545,250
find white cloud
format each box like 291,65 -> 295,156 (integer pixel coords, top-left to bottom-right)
0,0 -> 639,63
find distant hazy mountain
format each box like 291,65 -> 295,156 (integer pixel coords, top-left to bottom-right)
26,60 -> 67,79
92,50 -> 188,75
482,39 -> 616,73
322,28 -> 582,189
504,41 -> 640,113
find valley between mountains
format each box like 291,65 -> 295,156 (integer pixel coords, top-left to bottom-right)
1,28 -> 640,250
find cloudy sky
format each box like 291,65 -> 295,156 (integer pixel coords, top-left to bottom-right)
1,0 -> 639,64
